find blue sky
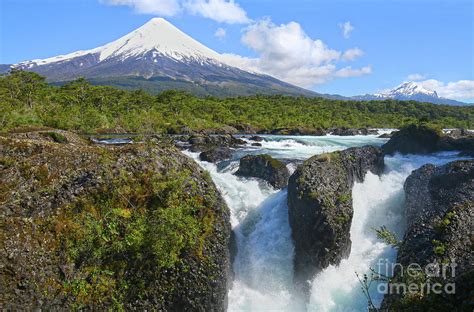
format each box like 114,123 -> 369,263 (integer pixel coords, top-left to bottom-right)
1,0 -> 473,101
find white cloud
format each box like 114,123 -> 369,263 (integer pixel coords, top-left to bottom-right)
101,0 -> 250,24
342,48 -> 364,61
214,27 -> 226,39
222,19 -> 371,87
407,73 -> 426,81
417,79 -> 474,100
339,21 -> 354,39
335,66 -> 372,78
101,0 -> 181,16
184,0 -> 251,24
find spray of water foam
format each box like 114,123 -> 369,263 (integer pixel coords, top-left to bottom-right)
307,152 -> 466,312
186,151 -> 299,311
307,170 -> 405,311
185,142 -> 465,312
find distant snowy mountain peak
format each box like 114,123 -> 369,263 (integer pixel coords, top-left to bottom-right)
377,81 -> 438,98
352,81 -> 467,106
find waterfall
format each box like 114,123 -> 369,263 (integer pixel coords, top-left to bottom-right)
186,136 -> 464,312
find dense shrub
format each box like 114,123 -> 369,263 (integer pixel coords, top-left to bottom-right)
1,70 -> 472,133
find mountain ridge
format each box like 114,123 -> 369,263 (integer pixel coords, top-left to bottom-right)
1,19 -> 470,104
5,18 -> 318,98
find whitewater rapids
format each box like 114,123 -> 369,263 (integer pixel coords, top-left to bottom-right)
186,135 -> 464,311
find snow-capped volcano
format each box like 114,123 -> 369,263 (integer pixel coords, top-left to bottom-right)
353,81 -> 467,105
18,18 -> 221,68
375,81 -> 438,99
9,18 -> 315,97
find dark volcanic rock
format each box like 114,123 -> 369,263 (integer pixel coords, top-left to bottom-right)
188,134 -> 245,152
331,127 -> 378,136
287,146 -> 384,291
382,124 -> 443,154
249,135 -> 263,142
382,160 -> 474,311
268,127 -> 327,136
236,154 -> 290,189
382,124 -> 474,155
0,131 -> 231,311
199,147 -> 232,163
251,143 -> 262,147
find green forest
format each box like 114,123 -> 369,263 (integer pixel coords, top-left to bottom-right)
1,70 -> 472,134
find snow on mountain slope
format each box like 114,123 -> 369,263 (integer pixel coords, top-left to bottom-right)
352,81 -> 468,105
375,81 -> 438,98
17,18 -> 222,68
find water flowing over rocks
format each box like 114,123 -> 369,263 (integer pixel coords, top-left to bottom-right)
382,160 -> 474,311
287,146 -> 384,293
0,130 -> 231,311
236,154 -> 290,189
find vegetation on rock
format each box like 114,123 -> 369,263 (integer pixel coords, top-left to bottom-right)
383,123 -> 474,155
0,132 -> 231,310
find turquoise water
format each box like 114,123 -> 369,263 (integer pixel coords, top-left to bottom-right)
187,135 -> 465,312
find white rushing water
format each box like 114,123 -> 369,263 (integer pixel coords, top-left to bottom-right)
186,135 -> 465,312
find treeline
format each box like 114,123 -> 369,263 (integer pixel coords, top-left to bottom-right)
1,70 -> 472,133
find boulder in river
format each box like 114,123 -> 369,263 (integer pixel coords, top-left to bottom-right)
287,146 -> 384,291
382,124 -> 443,154
382,160 -> 474,311
199,147 -> 233,163
249,135 -> 264,142
331,127 -> 378,136
236,154 -> 290,189
188,134 -> 245,152
382,124 -> 474,155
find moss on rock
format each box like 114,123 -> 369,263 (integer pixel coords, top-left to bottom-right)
0,131 -> 231,311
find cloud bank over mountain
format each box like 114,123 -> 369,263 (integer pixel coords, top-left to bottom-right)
222,19 -> 370,88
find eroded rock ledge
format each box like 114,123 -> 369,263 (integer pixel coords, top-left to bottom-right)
287,146 -> 384,291
382,160 -> 474,311
0,130 -> 231,311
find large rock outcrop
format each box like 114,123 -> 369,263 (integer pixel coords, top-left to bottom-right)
382,160 -> 474,311
382,124 -> 474,155
331,127 -> 378,136
236,154 -> 290,189
199,147 -> 232,163
0,131 -> 231,311
287,146 -> 384,291
188,134 -> 245,152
